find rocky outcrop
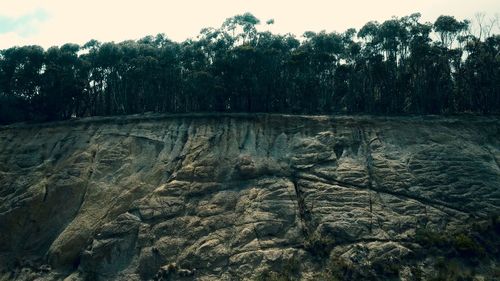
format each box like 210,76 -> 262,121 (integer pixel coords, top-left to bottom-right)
0,114 -> 499,280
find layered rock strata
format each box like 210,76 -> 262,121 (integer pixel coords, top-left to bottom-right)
0,114 -> 499,280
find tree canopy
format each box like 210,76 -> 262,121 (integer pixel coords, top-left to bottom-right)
0,13 -> 499,124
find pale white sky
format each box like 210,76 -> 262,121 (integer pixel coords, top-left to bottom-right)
0,0 -> 499,49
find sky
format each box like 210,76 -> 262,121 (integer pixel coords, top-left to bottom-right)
0,0 -> 499,49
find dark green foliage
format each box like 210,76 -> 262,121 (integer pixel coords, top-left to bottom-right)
304,234 -> 335,258
254,257 -> 301,281
452,233 -> 485,257
414,227 -> 487,259
372,262 -> 400,277
414,216 -> 500,280
493,265 -> 500,279
414,228 -> 449,248
282,257 -> 301,277
323,256 -> 356,281
0,13 -> 498,124
397,218 -> 499,280
431,258 -> 474,281
254,271 -> 290,281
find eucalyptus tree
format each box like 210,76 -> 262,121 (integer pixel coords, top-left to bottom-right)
0,45 -> 44,122
0,13 -> 498,123
40,44 -> 86,120
457,35 -> 500,113
222,12 -> 260,45
434,15 -> 470,49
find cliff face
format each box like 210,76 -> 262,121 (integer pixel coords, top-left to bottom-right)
0,114 -> 499,281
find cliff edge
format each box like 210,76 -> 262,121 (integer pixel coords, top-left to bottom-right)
1,114 -> 499,280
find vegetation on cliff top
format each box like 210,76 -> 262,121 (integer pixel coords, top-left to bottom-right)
0,13 -> 498,124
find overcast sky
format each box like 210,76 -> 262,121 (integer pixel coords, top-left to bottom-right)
0,0 -> 499,49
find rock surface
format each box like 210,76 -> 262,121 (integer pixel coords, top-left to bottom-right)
0,114 -> 499,280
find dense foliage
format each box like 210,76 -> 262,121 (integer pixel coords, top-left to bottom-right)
0,13 -> 498,124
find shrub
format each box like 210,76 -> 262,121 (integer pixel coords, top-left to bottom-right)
431,259 -> 473,281
414,227 -> 486,258
255,271 -> 290,281
414,228 -> 448,249
373,261 -> 400,277
451,233 -> 485,257
304,234 -> 335,258
254,257 -> 300,281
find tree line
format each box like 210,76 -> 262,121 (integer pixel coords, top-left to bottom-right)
0,13 -> 499,124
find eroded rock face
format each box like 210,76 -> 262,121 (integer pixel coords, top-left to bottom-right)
0,114 -> 499,280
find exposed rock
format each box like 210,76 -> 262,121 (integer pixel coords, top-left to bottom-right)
0,114 -> 499,280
